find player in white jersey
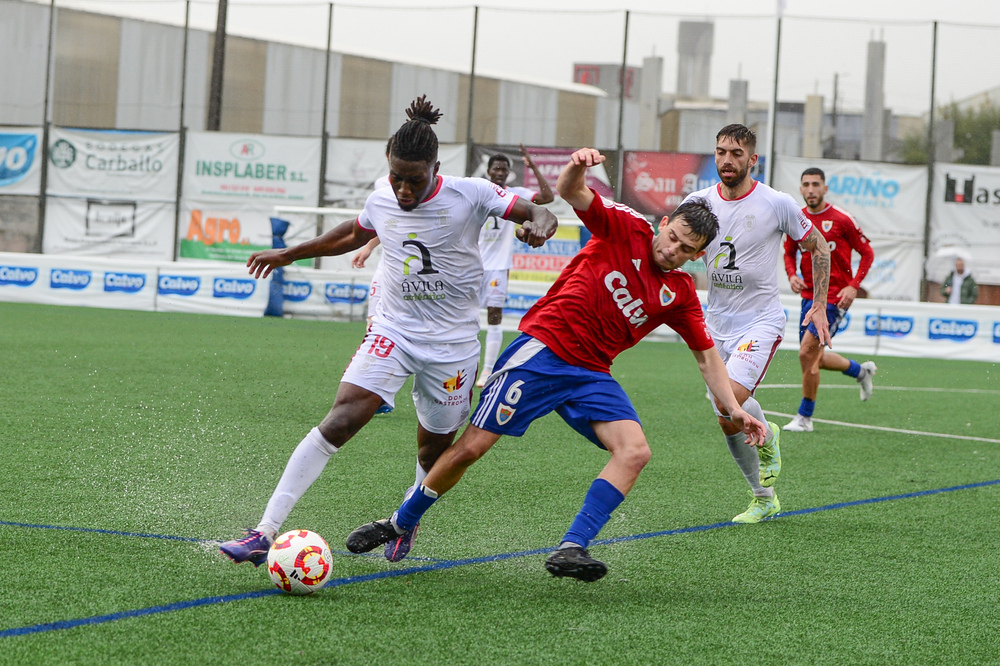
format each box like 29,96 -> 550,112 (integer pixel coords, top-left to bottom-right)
220,97 -> 558,566
476,145 -> 554,387
684,124 -> 831,524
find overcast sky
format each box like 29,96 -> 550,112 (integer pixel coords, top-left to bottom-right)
49,0 -> 1000,116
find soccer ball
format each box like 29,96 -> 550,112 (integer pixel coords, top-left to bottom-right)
266,530 -> 334,595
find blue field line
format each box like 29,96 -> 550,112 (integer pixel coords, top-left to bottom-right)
3,477 -> 999,639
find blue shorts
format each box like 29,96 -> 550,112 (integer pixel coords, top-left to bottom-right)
470,334 -> 640,449
798,299 -> 846,342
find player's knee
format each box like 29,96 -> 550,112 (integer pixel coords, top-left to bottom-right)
616,439 -> 651,472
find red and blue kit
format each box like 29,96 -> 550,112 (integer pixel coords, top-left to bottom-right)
784,203 -> 874,301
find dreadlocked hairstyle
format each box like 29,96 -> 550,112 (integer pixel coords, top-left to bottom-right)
390,95 -> 442,163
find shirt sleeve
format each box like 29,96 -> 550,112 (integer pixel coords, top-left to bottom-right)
666,288 -> 714,351
778,193 -> 813,242
476,179 -> 519,221
843,213 -> 875,288
576,188 -> 649,240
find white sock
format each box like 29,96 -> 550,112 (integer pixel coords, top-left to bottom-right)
481,324 -> 503,376
256,427 -> 338,539
403,459 -> 429,502
725,397 -> 774,497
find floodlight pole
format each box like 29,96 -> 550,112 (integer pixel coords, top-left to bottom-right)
615,10 -> 630,196
207,0 -> 228,131
920,21 -> 939,302
465,6 -> 479,176
36,0 -> 56,253
318,3 -> 334,213
766,15 -> 782,184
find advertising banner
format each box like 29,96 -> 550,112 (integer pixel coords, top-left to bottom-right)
154,262 -> 270,317
774,156 -> 927,301
180,132 -> 322,262
324,138 -> 466,209
0,252 -> 156,311
0,127 -> 43,195
930,163 -> 1000,285
621,151 -> 766,220
42,197 -> 175,259
278,266 -> 370,320
46,128 -> 178,201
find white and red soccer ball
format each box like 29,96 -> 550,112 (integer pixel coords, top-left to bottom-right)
266,530 -> 334,595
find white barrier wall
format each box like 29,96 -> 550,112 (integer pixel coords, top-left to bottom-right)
2,253 -> 998,362
0,252 -> 269,317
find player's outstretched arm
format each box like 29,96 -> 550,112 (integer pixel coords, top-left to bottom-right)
247,219 -> 377,279
352,236 -> 381,269
509,197 -> 558,248
520,143 -> 554,205
556,148 -> 604,211
692,347 -> 768,447
798,226 -> 832,347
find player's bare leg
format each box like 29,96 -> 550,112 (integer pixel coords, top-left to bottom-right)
221,383 -> 384,565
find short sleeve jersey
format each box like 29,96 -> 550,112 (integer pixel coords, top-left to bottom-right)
784,203 -> 873,301
479,185 -> 534,270
358,175 -> 518,343
519,190 -> 714,374
684,181 -> 812,336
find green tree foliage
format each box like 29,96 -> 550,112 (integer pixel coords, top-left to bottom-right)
943,102 -> 1000,165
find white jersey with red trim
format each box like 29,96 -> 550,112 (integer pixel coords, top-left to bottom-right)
358,175 -> 519,343
684,181 -> 812,337
478,185 -> 533,270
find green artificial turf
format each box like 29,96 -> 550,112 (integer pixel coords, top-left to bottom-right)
1,301 -> 999,664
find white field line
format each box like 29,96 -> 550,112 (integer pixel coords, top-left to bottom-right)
763,410 -> 1000,444
759,384 -> 1000,395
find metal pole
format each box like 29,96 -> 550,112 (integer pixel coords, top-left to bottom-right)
318,2 -> 333,213
920,21 -> 939,302
36,0 -> 57,254
207,0 -> 228,131
767,16 -> 782,184
178,0 -> 190,130
830,72 -> 838,157
172,0 -> 191,262
615,10 -> 630,196
465,6 -> 479,176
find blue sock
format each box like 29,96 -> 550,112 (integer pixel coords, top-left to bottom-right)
562,479 -> 625,549
393,485 -> 438,531
799,397 -> 816,417
843,360 -> 861,378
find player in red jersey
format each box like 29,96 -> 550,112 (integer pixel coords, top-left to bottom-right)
783,167 -> 877,432
346,148 -> 767,581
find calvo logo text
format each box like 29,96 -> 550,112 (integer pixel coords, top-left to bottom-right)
158,275 -> 201,296
50,268 -> 92,290
864,314 -> 913,338
213,278 -> 256,299
928,318 -> 977,342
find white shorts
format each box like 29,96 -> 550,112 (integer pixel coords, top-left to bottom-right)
710,322 -> 783,398
479,269 -> 509,309
367,276 -> 380,320
340,323 -> 480,434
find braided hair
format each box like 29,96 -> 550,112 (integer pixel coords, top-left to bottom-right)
390,95 -> 442,163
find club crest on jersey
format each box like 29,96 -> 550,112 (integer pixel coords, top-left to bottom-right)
744,214 -> 755,231
659,284 -> 675,306
822,220 -> 833,233
442,370 -> 467,393
737,340 -> 759,352
496,403 -> 515,425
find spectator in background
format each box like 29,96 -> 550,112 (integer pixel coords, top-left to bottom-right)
941,257 -> 978,305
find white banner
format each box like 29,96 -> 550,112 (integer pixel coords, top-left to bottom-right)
42,197 -> 175,259
324,138 -> 466,209
155,262 -> 269,317
0,127 -> 43,195
180,132 -> 321,262
47,128 -> 178,201
930,163 -> 1000,285
183,131 -> 321,204
773,156 -> 927,301
0,253 -> 156,311
279,266 -> 370,320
